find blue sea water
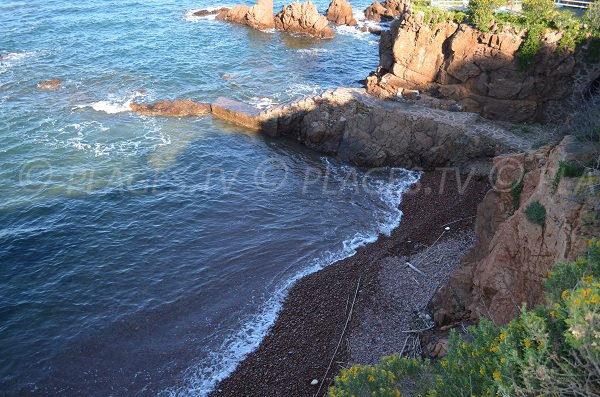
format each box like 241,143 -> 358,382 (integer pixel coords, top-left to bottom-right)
0,0 -> 418,395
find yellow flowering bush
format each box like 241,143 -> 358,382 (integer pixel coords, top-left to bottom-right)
329,240 -> 600,397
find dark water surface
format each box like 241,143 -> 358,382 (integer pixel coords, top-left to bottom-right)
0,0 -> 418,395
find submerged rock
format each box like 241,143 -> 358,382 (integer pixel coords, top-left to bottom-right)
216,0 -> 275,30
326,0 -> 357,26
193,8 -> 229,17
130,99 -> 211,117
37,79 -> 62,91
274,1 -> 335,39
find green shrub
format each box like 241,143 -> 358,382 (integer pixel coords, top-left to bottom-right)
522,0 -> 555,22
518,24 -> 544,71
585,0 -> 600,31
328,356 -> 428,397
468,0 -> 506,32
415,6 -> 468,27
329,241 -> 600,397
525,201 -> 546,225
551,161 -> 585,194
511,179 -> 524,213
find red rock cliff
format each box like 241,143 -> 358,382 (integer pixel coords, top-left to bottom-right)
367,11 -> 600,123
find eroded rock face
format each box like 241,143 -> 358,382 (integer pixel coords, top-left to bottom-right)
364,0 -> 409,21
130,100 -> 211,116
367,11 -> 600,123
430,136 -> 599,326
326,0 -> 357,26
37,79 -> 62,91
259,87 -> 528,169
216,0 -> 274,30
274,1 -> 335,39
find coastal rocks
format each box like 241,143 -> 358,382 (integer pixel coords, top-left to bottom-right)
130,99 -> 211,116
259,87 -> 529,169
216,0 -> 274,30
274,1 -> 335,39
37,79 -> 62,91
367,11 -> 600,122
211,97 -> 262,130
430,136 -> 600,326
326,0 -> 357,26
364,0 -> 408,21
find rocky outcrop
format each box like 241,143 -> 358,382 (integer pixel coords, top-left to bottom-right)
212,97 -> 262,130
130,100 -> 211,116
37,79 -> 62,91
255,88 -> 529,169
274,1 -> 335,39
367,11 -> 600,123
326,0 -> 356,26
364,0 -> 408,21
216,0 -> 274,30
430,136 -> 599,326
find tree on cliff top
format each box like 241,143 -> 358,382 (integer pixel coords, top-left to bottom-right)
468,0 -> 506,31
522,0 -> 555,22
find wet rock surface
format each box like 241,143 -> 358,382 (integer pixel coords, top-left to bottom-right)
130,99 -> 211,116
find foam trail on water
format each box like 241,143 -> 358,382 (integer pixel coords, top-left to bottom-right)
247,96 -> 277,110
162,163 -> 421,397
80,91 -> 146,114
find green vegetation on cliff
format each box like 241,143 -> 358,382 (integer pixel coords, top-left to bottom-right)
329,239 -> 600,397
412,0 -> 600,70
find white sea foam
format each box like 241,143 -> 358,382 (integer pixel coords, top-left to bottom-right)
80,91 -> 146,114
296,47 -> 329,56
0,51 -> 38,74
163,162 -> 421,397
247,96 -> 277,110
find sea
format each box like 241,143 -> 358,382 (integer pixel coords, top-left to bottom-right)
0,0 -> 419,395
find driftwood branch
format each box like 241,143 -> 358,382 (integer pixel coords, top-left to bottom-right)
315,277 -> 361,397
405,261 -> 425,275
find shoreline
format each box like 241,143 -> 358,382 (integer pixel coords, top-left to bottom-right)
210,170 -> 491,396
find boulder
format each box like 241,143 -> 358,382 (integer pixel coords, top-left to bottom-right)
274,1 -> 335,39
37,79 -> 62,91
364,0 -> 408,21
130,100 -> 211,116
326,0 -> 357,26
216,0 -> 274,30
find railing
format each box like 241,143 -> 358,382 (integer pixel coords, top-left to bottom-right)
431,0 -> 594,9
554,0 -> 593,9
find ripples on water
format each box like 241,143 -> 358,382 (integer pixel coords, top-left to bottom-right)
0,0 -> 419,395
